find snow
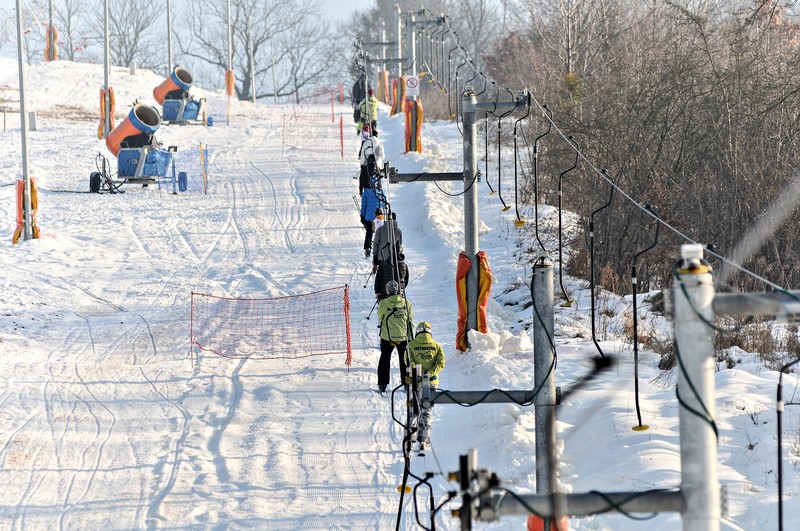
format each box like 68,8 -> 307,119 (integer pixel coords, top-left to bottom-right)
1,57 -> 799,530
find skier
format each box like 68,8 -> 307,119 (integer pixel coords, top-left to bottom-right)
406,321 -> 445,451
376,280 -> 413,393
360,175 -> 385,258
374,252 -> 408,301
358,126 -> 384,196
372,211 -> 402,266
352,73 -> 366,124
373,207 -> 385,233
357,87 -> 379,135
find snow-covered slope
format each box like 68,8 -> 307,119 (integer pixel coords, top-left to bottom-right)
0,58 -> 798,530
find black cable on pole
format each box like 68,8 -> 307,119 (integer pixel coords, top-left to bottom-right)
512,92 -> 531,226
557,137 -> 579,304
484,114 -> 495,194
777,356 -> 800,531
631,204 -> 660,431
532,105 -> 553,251
589,171 -> 614,359
446,45 -> 459,117
496,116 -> 511,211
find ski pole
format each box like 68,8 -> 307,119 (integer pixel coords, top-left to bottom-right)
363,267 -> 375,289
366,297 -> 378,320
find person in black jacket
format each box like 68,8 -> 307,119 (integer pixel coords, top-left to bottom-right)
352,74 -> 366,124
375,253 -> 409,300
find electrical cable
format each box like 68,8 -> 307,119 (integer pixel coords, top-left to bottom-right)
557,137 -> 579,303
512,92 -> 531,225
484,114 -> 495,194
587,170 -> 614,359
631,205 -> 660,430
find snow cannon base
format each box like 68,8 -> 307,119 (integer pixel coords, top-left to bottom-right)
117,147 -> 173,182
162,97 -> 209,126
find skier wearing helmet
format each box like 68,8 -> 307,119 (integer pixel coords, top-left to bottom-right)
406,321 -> 445,451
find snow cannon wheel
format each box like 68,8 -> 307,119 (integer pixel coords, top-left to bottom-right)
89,172 -> 102,193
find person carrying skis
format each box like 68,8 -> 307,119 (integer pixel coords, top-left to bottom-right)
406,321 -> 445,450
358,126 -> 384,196
376,280 -> 413,393
372,211 -> 402,267
374,252 -> 408,301
360,174 -> 385,258
352,73 -> 366,124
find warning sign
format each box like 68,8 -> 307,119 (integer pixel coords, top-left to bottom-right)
405,75 -> 419,97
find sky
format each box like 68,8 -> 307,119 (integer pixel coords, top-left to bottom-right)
0,56 -> 799,530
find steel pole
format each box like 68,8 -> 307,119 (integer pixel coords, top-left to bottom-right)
462,89 -> 479,335
226,0 -> 232,124
672,244 -> 720,531
103,0 -> 110,138
395,4 -> 402,78
532,255 -> 556,495
15,0 -> 32,241
248,15 -> 255,104
167,0 -> 173,73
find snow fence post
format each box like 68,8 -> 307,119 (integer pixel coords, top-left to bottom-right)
531,253 -> 557,502
672,243 -> 720,531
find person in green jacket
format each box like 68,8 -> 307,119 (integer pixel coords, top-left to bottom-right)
377,280 -> 413,393
406,321 -> 445,450
357,88 -> 379,134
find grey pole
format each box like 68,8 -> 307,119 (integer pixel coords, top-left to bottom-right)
47,0 -> 53,59
167,0 -> 173,73
532,255 -> 556,495
248,15 -> 255,104
672,244 -> 720,531
406,12 -> 416,76
380,19 -> 386,63
226,0 -> 232,124
395,4 -> 402,79
462,89 -> 479,334
103,0 -> 111,138
15,0 -> 32,241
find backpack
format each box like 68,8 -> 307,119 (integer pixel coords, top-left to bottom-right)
381,296 -> 410,344
366,154 -> 378,176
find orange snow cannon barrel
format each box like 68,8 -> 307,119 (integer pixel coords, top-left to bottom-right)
153,66 -> 193,104
105,103 -> 161,156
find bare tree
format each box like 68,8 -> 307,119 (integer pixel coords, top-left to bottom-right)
178,0 -> 334,102
54,0 -> 91,61
92,0 -> 163,70
278,17 -> 337,103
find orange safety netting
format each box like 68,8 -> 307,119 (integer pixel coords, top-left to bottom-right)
404,98 -> 424,153
191,286 -> 352,366
456,251 -> 492,351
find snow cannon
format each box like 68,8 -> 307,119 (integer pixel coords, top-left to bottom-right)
104,103 -> 175,187
153,66 -> 193,104
106,103 -> 161,156
153,66 -> 209,125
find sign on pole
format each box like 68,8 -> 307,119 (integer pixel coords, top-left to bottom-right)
405,75 -> 419,98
